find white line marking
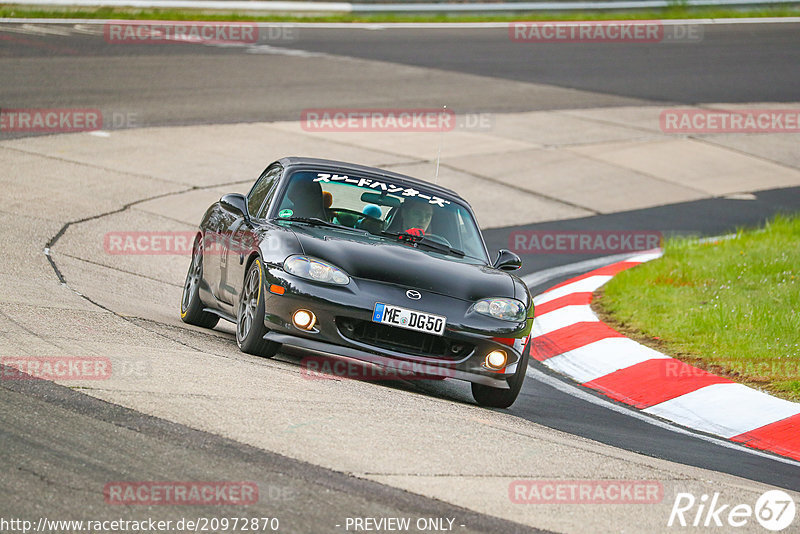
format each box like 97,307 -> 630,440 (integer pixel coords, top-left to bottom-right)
644,383 -> 800,438
245,44 -> 327,57
543,337 -> 669,383
0,23 -> 73,35
525,250 -> 800,464
532,305 -> 598,337
533,275 -> 613,306
525,366 -> 800,468
624,250 -> 663,263
71,23 -> 105,35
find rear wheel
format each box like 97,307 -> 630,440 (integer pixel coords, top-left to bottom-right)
180,236 -> 219,329
471,340 -> 530,409
236,258 -> 280,358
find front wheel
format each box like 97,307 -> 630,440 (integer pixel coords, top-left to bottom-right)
236,258 -> 280,358
471,340 -> 530,409
180,236 -> 219,329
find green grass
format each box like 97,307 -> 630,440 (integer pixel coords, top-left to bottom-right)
595,214 -> 800,401
2,5 -> 800,23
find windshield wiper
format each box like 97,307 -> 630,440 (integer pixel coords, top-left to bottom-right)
380,231 -> 466,258
277,216 -> 359,231
419,238 -> 466,258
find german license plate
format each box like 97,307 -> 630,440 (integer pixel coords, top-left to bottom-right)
372,303 -> 446,336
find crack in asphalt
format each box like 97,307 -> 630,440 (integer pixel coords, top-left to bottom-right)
39,179 -> 260,363
15,465 -> 99,496
59,252 -> 185,288
0,308 -> 70,352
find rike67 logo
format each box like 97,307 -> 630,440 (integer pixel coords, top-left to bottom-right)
668,490 -> 796,531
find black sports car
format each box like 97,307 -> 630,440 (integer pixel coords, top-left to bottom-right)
181,157 -> 534,408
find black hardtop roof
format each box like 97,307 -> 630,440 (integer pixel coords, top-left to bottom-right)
278,156 -> 463,201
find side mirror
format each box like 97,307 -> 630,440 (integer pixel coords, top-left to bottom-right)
493,249 -> 522,271
220,193 -> 250,225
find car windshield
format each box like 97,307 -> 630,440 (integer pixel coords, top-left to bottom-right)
273,170 -> 489,262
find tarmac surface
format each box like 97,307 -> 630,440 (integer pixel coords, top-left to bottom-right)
2,19 -> 800,533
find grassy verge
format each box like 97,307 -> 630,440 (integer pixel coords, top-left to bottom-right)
1,5 -> 800,23
594,214 -> 800,402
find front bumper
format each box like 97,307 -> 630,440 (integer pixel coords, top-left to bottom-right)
261,265 -> 532,389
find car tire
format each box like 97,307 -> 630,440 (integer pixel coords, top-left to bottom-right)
471,340 -> 530,409
180,235 -> 220,329
236,257 -> 280,358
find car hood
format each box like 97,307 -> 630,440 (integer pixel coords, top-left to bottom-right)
288,225 -> 518,302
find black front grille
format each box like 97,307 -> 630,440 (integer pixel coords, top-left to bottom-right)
336,318 -> 473,360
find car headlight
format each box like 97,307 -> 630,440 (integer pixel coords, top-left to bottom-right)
284,255 -> 350,285
472,297 -> 527,322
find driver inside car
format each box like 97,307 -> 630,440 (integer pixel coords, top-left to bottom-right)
395,197 -> 433,235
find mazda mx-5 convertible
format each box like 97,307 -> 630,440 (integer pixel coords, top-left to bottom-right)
180,157 -> 534,408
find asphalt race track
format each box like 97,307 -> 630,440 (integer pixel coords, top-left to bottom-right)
2,19 -> 800,533
2,22 -> 800,128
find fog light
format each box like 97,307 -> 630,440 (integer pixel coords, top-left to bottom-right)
293,309 -> 316,330
484,350 -> 507,370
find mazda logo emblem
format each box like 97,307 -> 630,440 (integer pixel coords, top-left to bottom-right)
406,290 -> 421,300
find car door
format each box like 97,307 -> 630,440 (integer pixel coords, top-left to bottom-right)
202,201 -> 235,303
218,164 -> 282,305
